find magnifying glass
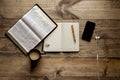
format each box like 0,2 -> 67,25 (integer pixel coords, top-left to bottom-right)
28,49 -> 41,69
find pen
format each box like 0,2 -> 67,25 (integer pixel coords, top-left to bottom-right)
71,25 -> 76,43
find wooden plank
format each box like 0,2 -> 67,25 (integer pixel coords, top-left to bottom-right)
0,76 -> 119,80
54,76 -> 120,80
107,59 -> 120,77
0,0 -> 120,79
0,76 -> 47,80
0,0 -> 120,19
0,19 -> 120,38
0,38 -> 19,51
0,56 -> 120,79
0,38 -> 120,58
70,0 -> 120,19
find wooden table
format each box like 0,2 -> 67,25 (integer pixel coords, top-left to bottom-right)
0,0 -> 120,80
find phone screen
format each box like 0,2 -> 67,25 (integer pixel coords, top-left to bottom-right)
82,21 -> 96,41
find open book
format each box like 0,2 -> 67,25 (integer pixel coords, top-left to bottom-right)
43,22 -> 79,52
6,4 -> 57,55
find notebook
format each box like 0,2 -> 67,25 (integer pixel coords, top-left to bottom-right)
43,22 -> 79,52
6,4 -> 57,55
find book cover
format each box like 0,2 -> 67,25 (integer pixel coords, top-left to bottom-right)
6,4 -> 57,55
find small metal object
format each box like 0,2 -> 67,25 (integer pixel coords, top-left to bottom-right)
95,35 -> 101,80
95,36 -> 101,40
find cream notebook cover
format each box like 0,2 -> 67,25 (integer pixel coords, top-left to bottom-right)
43,22 -> 79,52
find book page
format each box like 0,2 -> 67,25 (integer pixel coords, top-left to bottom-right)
22,5 -> 56,40
8,19 -> 41,53
43,23 -> 62,52
62,23 -> 79,51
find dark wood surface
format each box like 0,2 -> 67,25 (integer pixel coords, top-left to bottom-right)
0,0 -> 120,80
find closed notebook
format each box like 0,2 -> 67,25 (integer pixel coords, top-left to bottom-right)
43,22 -> 79,52
6,4 -> 57,55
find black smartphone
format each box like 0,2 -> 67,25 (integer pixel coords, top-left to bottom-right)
82,21 -> 96,42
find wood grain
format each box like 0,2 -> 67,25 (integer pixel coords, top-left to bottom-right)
0,0 -> 120,80
0,56 -> 120,79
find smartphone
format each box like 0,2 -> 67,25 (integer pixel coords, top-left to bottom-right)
82,21 -> 96,42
